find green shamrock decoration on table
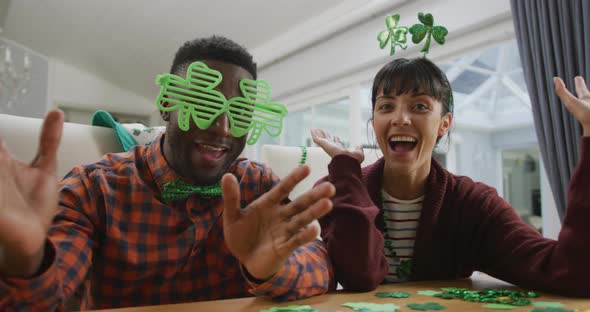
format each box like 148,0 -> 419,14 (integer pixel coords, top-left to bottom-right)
409,12 -> 448,57
406,302 -> 446,311
377,14 -> 409,56
342,302 -> 399,312
434,288 -> 537,306
260,305 -> 336,312
481,303 -> 517,310
375,291 -> 411,298
529,309 -> 574,312
417,290 -> 443,296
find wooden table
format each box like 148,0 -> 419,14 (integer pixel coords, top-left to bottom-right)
97,274 -> 590,311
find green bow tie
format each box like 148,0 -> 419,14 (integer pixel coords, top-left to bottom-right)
161,180 -> 222,202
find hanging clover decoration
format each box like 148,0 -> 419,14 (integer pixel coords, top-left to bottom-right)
377,12 -> 448,57
409,12 -> 448,57
377,14 -> 409,56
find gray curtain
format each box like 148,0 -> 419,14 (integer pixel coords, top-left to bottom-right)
511,0 -> 590,221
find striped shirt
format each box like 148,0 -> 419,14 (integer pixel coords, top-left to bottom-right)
381,190 -> 423,283
0,135 -> 332,311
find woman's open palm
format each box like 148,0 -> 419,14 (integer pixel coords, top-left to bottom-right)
554,76 -> 590,129
310,128 -> 364,163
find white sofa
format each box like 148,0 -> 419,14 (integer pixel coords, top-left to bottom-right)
0,113 -> 122,179
0,113 -> 382,197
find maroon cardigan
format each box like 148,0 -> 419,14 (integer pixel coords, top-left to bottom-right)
318,137 -> 590,296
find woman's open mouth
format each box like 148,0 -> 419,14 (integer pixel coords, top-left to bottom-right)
389,136 -> 417,154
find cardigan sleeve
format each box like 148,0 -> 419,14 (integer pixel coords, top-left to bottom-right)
317,155 -> 389,291
474,137 -> 590,297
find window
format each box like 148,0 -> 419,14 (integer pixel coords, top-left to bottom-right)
442,40 -> 545,229
284,107 -> 313,146
283,98 -> 351,147
502,147 -> 542,231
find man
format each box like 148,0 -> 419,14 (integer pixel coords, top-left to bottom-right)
0,36 -> 335,310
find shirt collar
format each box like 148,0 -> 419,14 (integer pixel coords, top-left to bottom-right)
145,134 -> 183,192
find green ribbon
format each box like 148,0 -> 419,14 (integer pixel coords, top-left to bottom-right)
161,180 -> 222,202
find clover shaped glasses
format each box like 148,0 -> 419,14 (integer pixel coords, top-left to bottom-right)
156,61 -> 288,145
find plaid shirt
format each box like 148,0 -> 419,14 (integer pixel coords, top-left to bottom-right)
0,135 -> 333,311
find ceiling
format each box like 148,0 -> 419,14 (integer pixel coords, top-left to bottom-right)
443,40 -> 533,130
0,0 -> 345,103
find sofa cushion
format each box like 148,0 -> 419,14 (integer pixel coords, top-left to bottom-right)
0,113 -> 122,179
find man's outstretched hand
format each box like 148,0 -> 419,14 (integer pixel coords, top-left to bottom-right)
221,165 -> 335,280
0,110 -> 63,277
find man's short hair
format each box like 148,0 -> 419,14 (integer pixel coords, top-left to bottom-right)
170,36 -> 257,79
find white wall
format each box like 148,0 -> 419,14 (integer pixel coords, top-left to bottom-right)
48,59 -> 153,118
0,37 -> 49,118
0,37 -> 155,123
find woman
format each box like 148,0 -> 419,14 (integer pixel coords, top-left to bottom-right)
312,57 -> 590,296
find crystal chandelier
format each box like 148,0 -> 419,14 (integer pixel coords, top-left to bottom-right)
0,28 -> 32,113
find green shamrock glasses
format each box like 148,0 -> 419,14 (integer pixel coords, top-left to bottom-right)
156,61 -> 287,145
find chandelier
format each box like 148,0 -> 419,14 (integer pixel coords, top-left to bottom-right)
0,29 -> 32,113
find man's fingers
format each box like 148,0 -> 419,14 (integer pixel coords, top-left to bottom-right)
31,110 -> 64,175
279,182 -> 335,219
283,197 -> 332,236
221,173 -> 242,224
264,165 -> 310,204
575,76 -> 590,98
283,223 -> 322,254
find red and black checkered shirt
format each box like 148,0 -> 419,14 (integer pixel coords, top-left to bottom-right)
0,135 -> 333,311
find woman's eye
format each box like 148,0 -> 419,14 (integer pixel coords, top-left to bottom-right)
415,103 -> 429,110
379,103 -> 392,110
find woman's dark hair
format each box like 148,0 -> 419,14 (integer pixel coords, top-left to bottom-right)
370,57 -> 453,144
371,57 -> 453,114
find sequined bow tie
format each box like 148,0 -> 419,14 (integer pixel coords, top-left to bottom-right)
161,180 -> 222,202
